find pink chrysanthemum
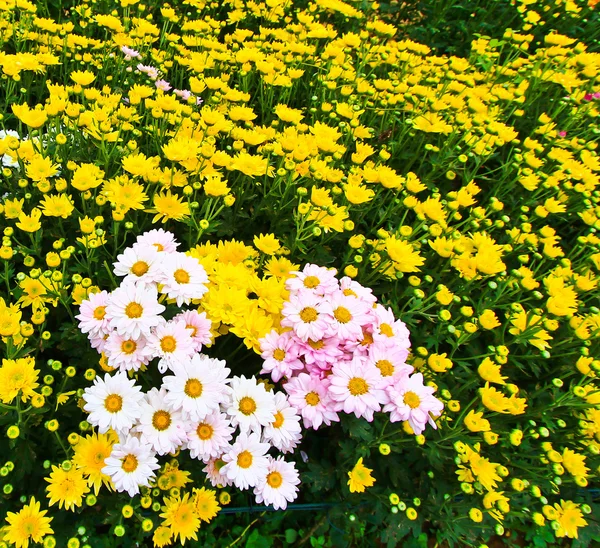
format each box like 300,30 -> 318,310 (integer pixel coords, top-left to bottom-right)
172,310 -> 213,352
339,276 -> 377,305
147,320 -> 195,374
262,392 -> 302,453
203,457 -> 232,488
186,412 -> 234,462
134,229 -> 179,254
326,292 -> 370,341
284,373 -> 339,430
365,343 -> 412,387
259,330 -> 304,382
113,245 -> 161,286
286,264 -> 339,296
157,252 -> 209,306
76,291 -> 111,338
254,456 -> 300,510
281,292 -> 333,342
104,331 -> 153,372
371,304 -> 411,351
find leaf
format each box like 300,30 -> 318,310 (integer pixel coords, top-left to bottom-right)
284,529 -> 298,544
245,529 -> 271,548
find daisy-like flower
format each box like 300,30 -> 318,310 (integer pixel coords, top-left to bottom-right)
226,375 -> 276,434
326,291 -> 370,341
102,435 -> 160,497
187,411 -> 234,461
76,290 -> 111,338
163,354 -> 230,421
137,63 -> 159,80
292,336 -> 344,371
72,432 -> 117,495
383,373 -> 444,434
221,432 -> 270,490
286,264 -> 339,296
3,497 -> 54,548
365,343 -> 413,387
105,281 -> 165,340
329,357 -> 386,421
259,330 -> 304,382
339,276 -> 377,305
371,305 -> 411,351
45,465 -> 90,511
83,372 -> 144,435
136,388 -> 187,456
157,252 -> 209,306
104,331 -> 153,372
160,493 -> 200,545
281,292 -> 333,342
284,373 -> 339,429
113,245 -> 161,286
262,392 -> 302,453
173,310 -> 213,351
134,228 -> 179,254
254,456 -> 300,510
203,457 -> 232,487
121,45 -> 140,59
147,320 -> 195,373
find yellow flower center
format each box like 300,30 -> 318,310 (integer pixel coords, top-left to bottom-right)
380,323 -> 394,337
131,260 -> 149,277
303,275 -> 320,288
360,332 -> 374,346
239,396 -> 257,415
152,410 -> 172,431
273,348 -> 286,361
187,324 -> 197,337
174,268 -> 190,284
121,454 -> 138,473
266,471 -> 283,488
160,335 -> 177,353
153,243 -> 164,251
104,394 -> 123,413
125,302 -> 143,319
348,377 -> 369,396
197,423 -> 214,440
307,339 -> 324,350
93,306 -> 106,320
375,359 -> 394,377
184,378 -> 203,398
305,391 -> 320,406
343,288 -> 357,297
403,391 -> 421,409
273,411 -> 285,428
121,340 -> 137,354
334,306 -> 352,324
299,307 -> 318,323
237,450 -> 253,469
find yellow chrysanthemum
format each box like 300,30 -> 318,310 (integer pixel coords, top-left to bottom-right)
347,457 -> 376,493
45,465 -> 90,511
3,497 -> 54,548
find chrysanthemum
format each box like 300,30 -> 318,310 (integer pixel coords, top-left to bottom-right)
45,465 -> 90,511
72,432 -> 117,495
226,376 -> 276,434
163,354 -> 230,421
262,392 -> 302,453
203,457 -> 232,487
365,343 -> 413,387
371,305 -> 411,351
292,336 -> 344,371
173,310 -> 213,351
104,331 -> 153,372
326,292 -> 370,341
0,357 -> 40,404
102,435 -> 160,497
192,487 -> 221,522
383,373 -> 444,434
286,264 -> 339,296
82,371 -> 144,435
347,457 -> 376,493
254,456 -> 300,510
147,320 -> 195,374
134,228 -> 179,254
136,388 -> 188,456
160,493 -> 200,544
105,282 -> 165,340
113,245 -> 161,286
281,292 -> 333,342
259,330 -> 304,382
153,526 -> 173,548
187,411 -> 234,462
157,252 -> 209,306
3,497 -> 54,548
339,276 -> 377,305
76,290 -> 111,338
284,373 -> 339,429
222,432 -> 270,490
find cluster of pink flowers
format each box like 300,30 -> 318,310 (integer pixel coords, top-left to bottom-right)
259,264 -> 443,435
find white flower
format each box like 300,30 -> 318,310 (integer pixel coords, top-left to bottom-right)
221,432 -> 270,490
113,245 -> 162,286
76,290 -> 111,338
104,331 -> 153,372
187,411 -> 234,462
102,435 -> 160,497
203,457 -> 232,488
105,281 -> 165,340
162,354 -> 230,421
157,252 -> 209,306
83,372 -> 144,435
254,456 -> 300,510
136,388 -> 188,455
147,320 -> 195,374
134,228 -> 179,254
226,376 -> 276,434
262,392 -> 302,453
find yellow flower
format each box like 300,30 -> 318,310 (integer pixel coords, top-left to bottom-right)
3,497 -> 54,548
72,432 -> 117,495
479,383 -> 511,414
39,194 -> 75,218
553,500 -> 587,539
427,353 -> 453,373
412,112 -> 453,134
464,410 -> 491,432
477,358 -> 507,385
12,103 -> 48,128
561,448 -> 589,478
16,208 -> 42,232
0,357 -> 40,404
45,465 -> 90,511
347,457 -> 376,493
385,237 -> 424,272
435,285 -> 455,305
160,493 -> 200,544
25,154 -> 60,181
71,163 -> 104,192
70,70 -> 96,86
0,298 -> 22,337
264,257 -> 299,279
150,191 -> 190,223
253,233 -> 281,255
192,487 -> 220,522
479,309 -> 501,330
204,176 -> 230,197
153,525 -> 173,547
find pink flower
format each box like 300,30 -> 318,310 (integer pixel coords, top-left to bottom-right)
137,64 -> 159,80
121,46 -> 140,59
281,291 -> 333,342
326,291 -> 370,341
284,373 -> 339,429
147,320 -> 195,374
558,131 -> 567,137
155,79 -> 172,92
173,89 -> 192,101
134,229 -> 179,254
105,331 -> 153,372
173,310 -> 213,352
259,330 -> 304,382
339,276 -> 377,305
365,343 -> 412,387
371,304 -> 411,351
77,290 -> 111,338
291,335 -> 344,371
286,264 -> 339,296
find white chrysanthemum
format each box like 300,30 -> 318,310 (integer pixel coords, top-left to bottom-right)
187,411 -> 234,462
221,432 -> 270,490
162,354 -> 230,421
82,372 -> 144,435
105,282 -> 165,340
157,252 -> 209,306
173,310 -> 213,352
262,392 -> 302,453
134,228 -> 179,254
203,457 -> 232,488
226,376 -> 276,434
76,290 -> 111,338
104,331 -> 153,372
147,320 -> 195,374
136,388 -> 188,455
113,245 -> 162,286
254,456 -> 300,510
102,435 -> 160,497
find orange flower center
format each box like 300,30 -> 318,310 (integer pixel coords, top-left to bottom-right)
334,306 -> 352,324
375,359 -> 394,377
239,396 -> 257,415
93,306 -> 106,320
303,275 -> 320,288
121,454 -> 138,473
273,349 -> 286,361
305,391 -> 320,406
125,302 -> 143,319
237,450 -> 253,469
299,307 -> 318,323
266,471 -> 283,488
131,260 -> 149,277
184,378 -> 203,398
348,377 -> 369,396
273,411 -> 285,428
197,423 -> 214,440
152,410 -> 172,431
160,335 -> 177,353
174,268 -> 190,284
121,340 -> 137,354
403,391 -> 421,409
104,394 -> 123,413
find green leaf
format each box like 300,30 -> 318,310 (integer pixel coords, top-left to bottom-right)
284,529 -> 298,544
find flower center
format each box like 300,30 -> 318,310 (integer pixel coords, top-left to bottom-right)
121,340 -> 137,354
380,323 -> 394,337
273,348 -> 286,361
187,324 -> 198,337
305,391 -> 320,406
239,396 -> 257,415
237,450 -> 253,469
173,268 -> 190,284
160,335 -> 177,353
104,394 -> 123,413
375,359 -> 394,377
343,288 -> 357,297
303,275 -> 320,288
94,452 -> 105,464
121,454 -> 138,473
131,260 -> 149,277
272,411 -> 285,428
348,377 -> 369,396
197,423 -> 213,440
184,378 -> 203,398
152,410 -> 172,431
307,339 -> 324,350
360,331 -> 374,346
334,306 -> 352,323
153,243 -> 164,251
403,391 -> 421,409
266,471 -> 283,488
299,307 -> 318,323
93,306 -> 106,320
125,302 -> 143,319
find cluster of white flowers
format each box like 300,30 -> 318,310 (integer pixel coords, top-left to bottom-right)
78,230 -> 301,510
